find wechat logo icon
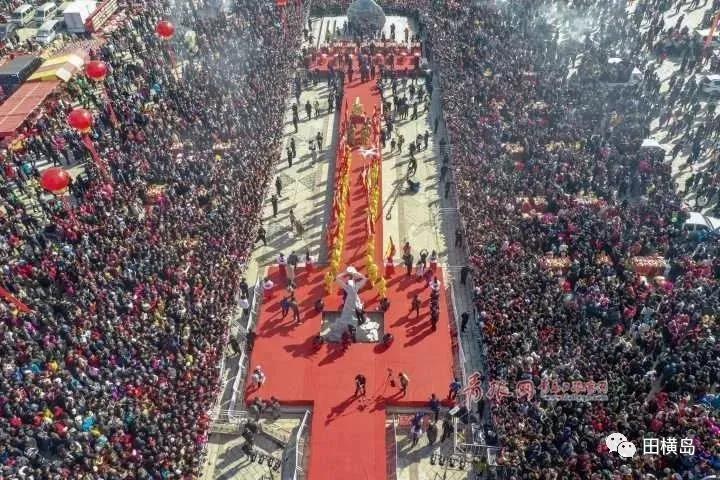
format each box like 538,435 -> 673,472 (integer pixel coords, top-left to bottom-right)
606,432 -> 637,459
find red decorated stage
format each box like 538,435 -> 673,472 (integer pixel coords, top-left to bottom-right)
246,64 -> 455,480
305,40 -> 422,74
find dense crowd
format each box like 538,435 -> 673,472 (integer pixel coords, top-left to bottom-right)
0,1 -> 304,478
316,0 -> 720,478
422,0 -> 719,478
0,0 -> 718,478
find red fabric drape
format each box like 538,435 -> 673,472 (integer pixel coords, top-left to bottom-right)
0,286 -> 32,313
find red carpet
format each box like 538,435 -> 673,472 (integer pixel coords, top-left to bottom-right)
246,70 -> 454,480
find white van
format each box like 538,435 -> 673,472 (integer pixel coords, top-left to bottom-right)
62,0 -> 97,34
697,74 -> 720,96
684,211 -> 720,234
639,138 -> 666,155
11,4 -> 37,26
606,57 -> 643,86
35,2 -> 58,23
36,19 -> 62,44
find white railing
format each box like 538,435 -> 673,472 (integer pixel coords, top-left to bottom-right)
207,348 -> 227,420
210,409 -> 249,427
230,278 -> 261,332
392,416 -> 399,480
446,280 -> 468,385
226,278 -> 262,414
246,279 -> 262,333
227,350 -> 247,414
293,410 -> 311,480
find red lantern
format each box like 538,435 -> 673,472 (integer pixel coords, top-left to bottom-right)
68,108 -> 93,133
40,167 -> 71,193
276,0 -> 287,6
85,60 -> 108,82
155,20 -> 175,40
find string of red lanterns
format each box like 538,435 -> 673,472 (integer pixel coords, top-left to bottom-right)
66,107 -> 111,182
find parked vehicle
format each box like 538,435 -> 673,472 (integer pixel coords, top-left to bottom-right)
62,0 -> 96,33
684,211 -> 720,234
36,18 -> 63,44
697,74 -> 720,96
35,2 -> 58,23
10,4 -> 36,26
0,22 -> 19,46
604,57 -> 643,86
0,55 -> 42,95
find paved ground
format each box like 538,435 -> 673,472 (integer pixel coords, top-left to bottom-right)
243,8 -> 483,385
311,15 -> 416,49
231,13 -> 482,480
243,13 -> 426,283
547,0 -> 718,212
376,69 -> 484,387
203,432 -> 283,480
636,1 -> 718,210
392,418 -> 471,480
241,79 -> 337,285
202,416 -> 302,480
205,18 -> 344,479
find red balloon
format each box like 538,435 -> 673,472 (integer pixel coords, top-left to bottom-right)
155,20 -> 175,39
85,60 -> 107,81
40,167 -> 71,193
68,108 -> 93,132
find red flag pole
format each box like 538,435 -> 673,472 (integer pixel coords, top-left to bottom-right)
102,85 -> 119,126
81,133 -> 111,181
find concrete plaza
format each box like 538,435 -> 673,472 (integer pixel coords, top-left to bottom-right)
211,13 -> 481,480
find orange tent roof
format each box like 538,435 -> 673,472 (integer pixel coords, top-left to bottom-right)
0,80 -> 59,137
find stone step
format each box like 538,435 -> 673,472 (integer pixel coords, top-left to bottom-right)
209,422 -> 239,435
257,417 -> 301,445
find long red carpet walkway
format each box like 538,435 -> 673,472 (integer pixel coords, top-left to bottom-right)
246,69 -> 455,480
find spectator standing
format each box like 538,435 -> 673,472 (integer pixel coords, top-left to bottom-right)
440,417 -> 454,443
448,378 -> 461,400
429,393 -> 441,422
426,421 -> 438,445
281,295 -> 291,319
271,193 -> 279,217
398,371 -> 410,396
289,295 -> 301,323
403,251 -> 414,276
287,251 -> 299,284
410,423 -> 422,447
460,311 -> 470,333
355,374 -> 367,396
252,366 -> 266,389
410,293 -> 421,318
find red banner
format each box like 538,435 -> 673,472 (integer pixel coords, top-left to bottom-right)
82,134 -> 111,180
0,287 -> 32,313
